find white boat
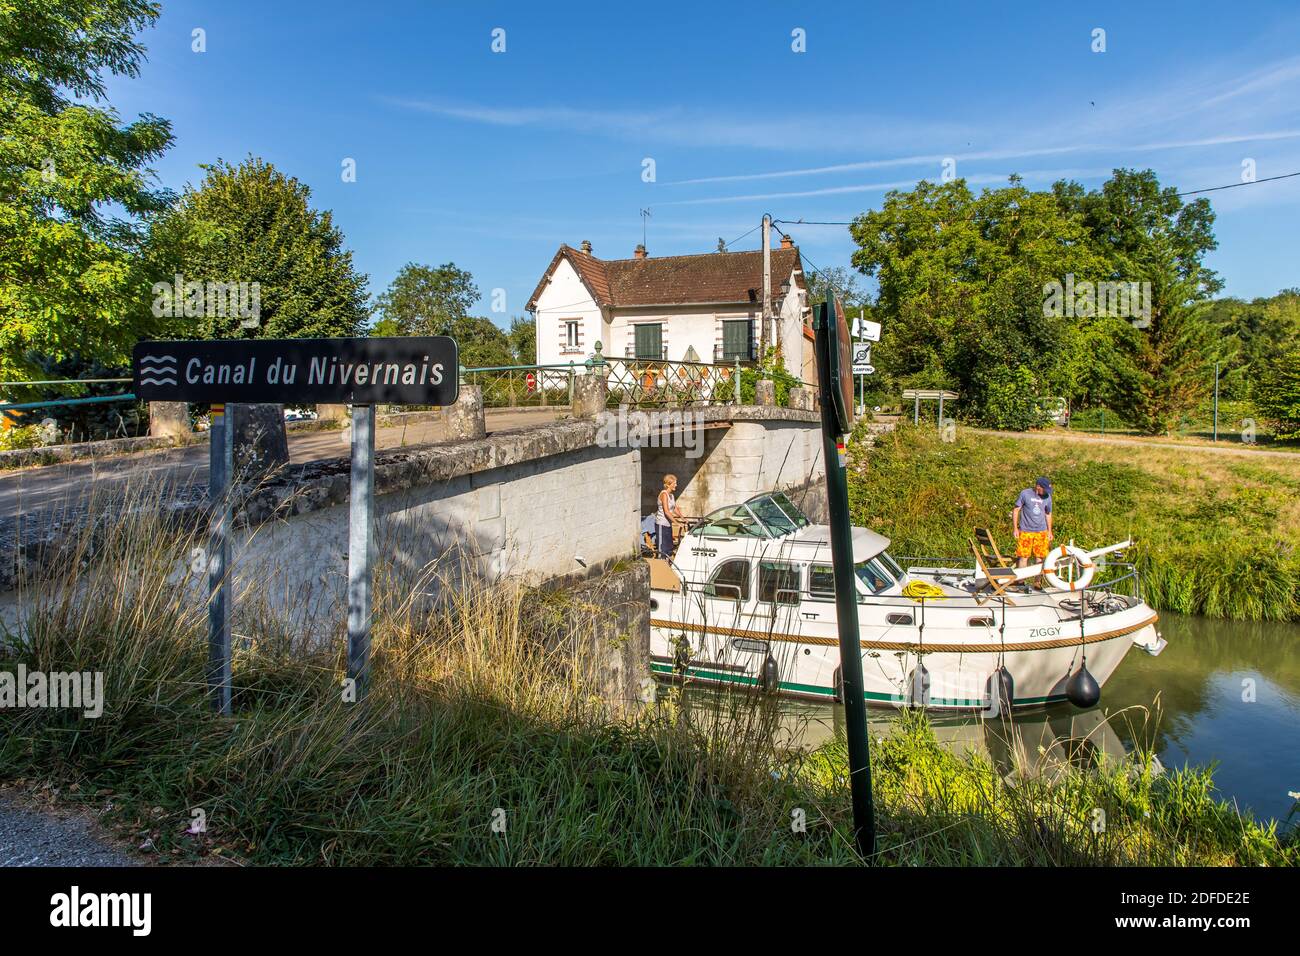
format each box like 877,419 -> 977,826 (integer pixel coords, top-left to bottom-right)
648,492 -> 1164,711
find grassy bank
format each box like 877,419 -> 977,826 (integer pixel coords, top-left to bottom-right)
849,424 -> 1300,621
1,501 -> 1294,865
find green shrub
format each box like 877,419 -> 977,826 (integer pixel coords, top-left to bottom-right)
976,366 -> 1049,431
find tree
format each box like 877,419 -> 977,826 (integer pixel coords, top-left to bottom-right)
1058,170 -> 1219,433
445,316 -> 513,368
850,176 -> 1104,427
849,170 -> 1222,432
374,262 -> 478,336
1196,289 -> 1300,400
145,157 -> 370,340
0,0 -> 173,382
509,315 -> 536,364
803,266 -> 869,309
1256,344 -> 1300,440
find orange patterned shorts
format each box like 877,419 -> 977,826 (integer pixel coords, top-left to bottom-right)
1015,531 -> 1050,560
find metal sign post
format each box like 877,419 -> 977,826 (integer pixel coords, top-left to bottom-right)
133,336 -> 460,714
813,297 -> 876,861
347,404 -> 376,698
207,403 -> 233,715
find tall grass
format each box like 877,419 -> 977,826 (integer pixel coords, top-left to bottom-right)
1,489 -> 1293,865
849,424 -> 1300,621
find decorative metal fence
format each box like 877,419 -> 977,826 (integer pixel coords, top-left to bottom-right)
462,356 -> 751,409
462,363 -> 582,409
602,356 -> 741,407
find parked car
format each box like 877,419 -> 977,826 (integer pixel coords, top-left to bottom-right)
1042,396 -> 1070,427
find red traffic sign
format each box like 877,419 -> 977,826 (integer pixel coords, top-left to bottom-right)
526,372 -> 537,391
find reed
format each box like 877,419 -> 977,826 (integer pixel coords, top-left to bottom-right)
849,423 -> 1300,621
1,488 -> 1293,865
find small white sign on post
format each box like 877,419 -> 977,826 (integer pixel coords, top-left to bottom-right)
853,363 -> 875,376
852,318 -> 881,342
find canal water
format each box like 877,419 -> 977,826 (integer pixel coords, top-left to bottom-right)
679,612 -> 1300,825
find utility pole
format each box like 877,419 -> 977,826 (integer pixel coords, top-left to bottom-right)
760,214 -> 772,358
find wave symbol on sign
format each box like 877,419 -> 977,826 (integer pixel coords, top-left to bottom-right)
139,354 -> 178,386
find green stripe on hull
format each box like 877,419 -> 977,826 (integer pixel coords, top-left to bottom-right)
649,662 -> 1068,707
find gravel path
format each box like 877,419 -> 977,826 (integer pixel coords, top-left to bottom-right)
0,793 -> 136,867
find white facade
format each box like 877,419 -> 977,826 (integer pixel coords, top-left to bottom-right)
532,256 -> 809,379
534,258 -> 604,368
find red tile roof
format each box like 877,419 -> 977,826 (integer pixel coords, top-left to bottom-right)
528,244 -> 804,311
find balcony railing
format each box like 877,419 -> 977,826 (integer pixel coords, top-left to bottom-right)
713,342 -> 758,364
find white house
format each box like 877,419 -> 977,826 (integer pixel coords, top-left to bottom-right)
526,239 -> 814,382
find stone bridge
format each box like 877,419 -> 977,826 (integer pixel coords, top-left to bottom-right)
2,376 -> 826,663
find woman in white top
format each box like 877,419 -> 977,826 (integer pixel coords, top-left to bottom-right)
656,474 -> 684,558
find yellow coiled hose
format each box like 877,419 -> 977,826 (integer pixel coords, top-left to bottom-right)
901,579 -> 946,601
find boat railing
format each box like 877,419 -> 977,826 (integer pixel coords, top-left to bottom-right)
893,555 -> 1145,607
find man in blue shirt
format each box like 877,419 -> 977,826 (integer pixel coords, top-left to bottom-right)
1013,476 -> 1053,567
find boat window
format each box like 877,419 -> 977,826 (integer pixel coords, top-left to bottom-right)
855,558 -> 893,593
808,564 -> 835,599
968,616 -> 996,627
693,505 -> 766,538
886,613 -> 913,626
706,560 -> 750,601
758,562 -> 800,605
879,551 -> 905,580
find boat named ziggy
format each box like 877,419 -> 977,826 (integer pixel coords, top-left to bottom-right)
648,492 -> 1165,710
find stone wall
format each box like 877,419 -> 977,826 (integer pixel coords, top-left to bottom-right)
223,439 -> 641,637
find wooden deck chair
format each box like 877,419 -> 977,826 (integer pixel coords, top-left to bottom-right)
970,538 -> 1018,605
972,527 -> 1011,569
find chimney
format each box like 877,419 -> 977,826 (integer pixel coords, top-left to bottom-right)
580,239 -> 592,254
780,234 -> 793,249
633,244 -> 647,259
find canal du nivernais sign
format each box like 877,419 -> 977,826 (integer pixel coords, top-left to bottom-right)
132,336 -> 459,406
134,335 -> 461,718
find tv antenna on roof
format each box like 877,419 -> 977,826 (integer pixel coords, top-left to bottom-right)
639,208 -> 652,248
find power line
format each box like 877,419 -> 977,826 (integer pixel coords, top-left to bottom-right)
722,222 -> 762,250
773,170 -> 1300,228
1176,170 -> 1300,196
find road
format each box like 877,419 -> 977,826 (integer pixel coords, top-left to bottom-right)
0,792 -> 136,866
967,427 -> 1300,460
1,408 -> 563,520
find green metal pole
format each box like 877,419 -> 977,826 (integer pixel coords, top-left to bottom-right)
814,301 -> 876,861
1213,362 -> 1219,442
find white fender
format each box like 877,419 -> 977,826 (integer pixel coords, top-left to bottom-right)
1042,543 -> 1096,591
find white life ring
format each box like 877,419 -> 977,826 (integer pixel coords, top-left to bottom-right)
1042,544 -> 1096,591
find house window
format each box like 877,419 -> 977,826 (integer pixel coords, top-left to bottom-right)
707,559 -> 750,602
758,562 -> 800,605
634,323 -> 662,360
564,320 -> 580,349
721,319 -> 752,361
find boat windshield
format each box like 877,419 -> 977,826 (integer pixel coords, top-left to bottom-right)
692,504 -> 769,538
745,493 -> 810,535
855,557 -> 895,593
694,493 -> 811,539
878,551 -> 905,580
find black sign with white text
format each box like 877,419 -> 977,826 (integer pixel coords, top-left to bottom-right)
133,336 -> 459,405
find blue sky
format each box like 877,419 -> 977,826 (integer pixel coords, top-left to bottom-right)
108,0 -> 1300,321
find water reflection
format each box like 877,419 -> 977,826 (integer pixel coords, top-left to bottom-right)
672,613 -> 1300,823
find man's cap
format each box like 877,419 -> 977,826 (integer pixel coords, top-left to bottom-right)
1036,476 -> 1052,494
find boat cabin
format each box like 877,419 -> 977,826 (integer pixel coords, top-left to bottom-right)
668,492 -> 908,602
